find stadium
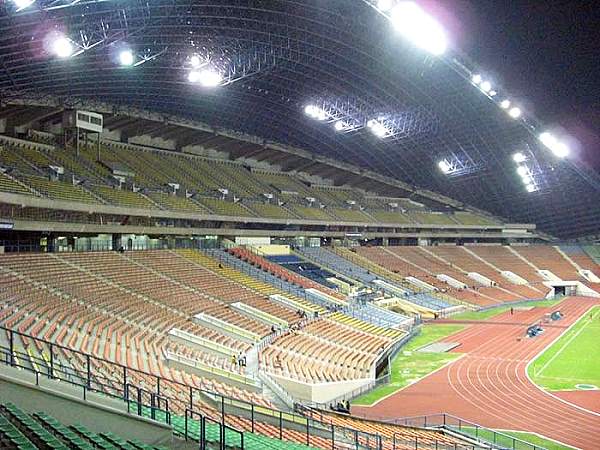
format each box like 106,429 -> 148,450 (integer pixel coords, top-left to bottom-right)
0,1 -> 598,449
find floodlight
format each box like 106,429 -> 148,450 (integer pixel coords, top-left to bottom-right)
512,152 -> 526,163
52,36 -> 73,58
304,104 -> 327,121
197,69 -> 222,87
500,99 -> 510,109
516,166 -> 528,177
119,49 -> 134,66
390,2 -> 447,55
525,184 -> 536,193
480,81 -> 492,92
552,142 -> 570,158
508,107 -> 522,119
521,174 -> 533,185
438,160 -> 451,174
13,0 -> 35,9
472,74 -> 482,85
334,121 -> 348,132
377,0 -> 393,12
188,70 -> 201,83
539,132 -> 569,158
489,90 -> 497,97
367,119 -> 388,138
190,55 -> 201,67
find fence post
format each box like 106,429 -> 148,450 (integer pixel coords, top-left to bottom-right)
122,366 -> 127,399
331,424 -> 334,450
184,411 -> 188,441
221,396 -> 225,426
251,403 -> 255,433
279,411 -> 283,440
49,343 -> 54,378
200,416 -> 205,450
189,386 -> 193,410
8,329 -> 14,366
86,354 -> 91,388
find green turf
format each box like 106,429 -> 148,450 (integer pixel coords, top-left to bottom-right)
458,427 -> 575,450
352,324 -> 464,406
528,305 -> 600,390
449,298 -> 566,321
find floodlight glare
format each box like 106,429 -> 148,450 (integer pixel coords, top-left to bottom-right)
516,166 -> 529,177
334,121 -> 348,132
188,70 -> 201,83
539,132 -> 569,158
367,119 -> 388,138
190,55 -> 201,67
197,69 -> 222,87
525,184 -> 536,193
489,90 -> 497,97
552,142 -> 570,158
480,81 -> 492,92
119,50 -> 134,66
304,104 -> 328,121
390,2 -> 447,55
377,0 -> 393,12
521,174 -> 533,185
472,74 -> 482,85
13,0 -> 35,9
52,36 -> 73,58
508,107 -> 522,119
438,160 -> 451,174
500,99 -> 511,109
513,152 -> 526,163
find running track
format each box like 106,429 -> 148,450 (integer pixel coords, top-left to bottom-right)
353,297 -> 600,450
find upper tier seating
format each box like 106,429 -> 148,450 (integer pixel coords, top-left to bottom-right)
562,245 -> 600,278
467,245 -> 547,285
20,176 -> 100,204
0,136 -> 505,228
196,197 -> 256,217
0,172 -> 36,196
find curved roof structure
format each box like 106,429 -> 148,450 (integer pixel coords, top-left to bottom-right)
1,0 -> 598,238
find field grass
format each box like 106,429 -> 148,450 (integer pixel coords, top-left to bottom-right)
352,324 -> 464,406
459,427 -> 575,450
528,305 -> 600,390
449,298 -> 566,322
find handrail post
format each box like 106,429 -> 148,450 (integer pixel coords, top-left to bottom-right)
200,416 -> 206,450
86,354 -> 91,388
122,366 -> 127,399
8,329 -> 14,366
251,403 -> 254,433
49,343 -> 54,378
221,396 -> 225,426
279,411 -> 283,440
184,410 -> 188,441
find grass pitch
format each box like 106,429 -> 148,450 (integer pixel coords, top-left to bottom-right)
352,324 -> 464,406
528,306 -> 600,391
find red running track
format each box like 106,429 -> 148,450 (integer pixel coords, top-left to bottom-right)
353,297 -> 600,450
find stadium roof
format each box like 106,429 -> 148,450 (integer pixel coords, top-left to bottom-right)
0,0 -> 599,239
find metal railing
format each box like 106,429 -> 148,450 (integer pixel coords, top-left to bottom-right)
389,414 -> 546,450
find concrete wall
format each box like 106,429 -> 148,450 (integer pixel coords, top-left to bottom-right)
270,373 -> 372,404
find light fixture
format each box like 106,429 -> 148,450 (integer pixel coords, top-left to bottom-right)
189,68 -> 222,87
438,160 -> 451,174
539,132 -> 570,158
472,74 -> 482,85
119,49 -> 134,66
367,119 -> 389,138
334,121 -> 348,132
13,0 -> 35,10
190,55 -> 201,67
390,2 -> 447,55
525,184 -> 536,193
513,152 -> 526,163
377,0 -> 393,12
304,104 -> 328,121
52,36 -> 73,58
500,99 -> 511,109
197,69 -> 222,87
480,81 -> 492,93
489,90 -> 497,97
521,174 -> 533,185
508,107 -> 522,119
516,166 -> 529,177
